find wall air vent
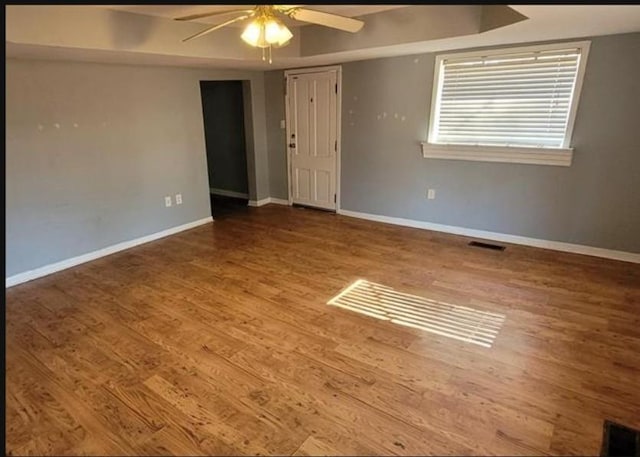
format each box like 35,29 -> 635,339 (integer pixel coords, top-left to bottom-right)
469,241 -> 506,251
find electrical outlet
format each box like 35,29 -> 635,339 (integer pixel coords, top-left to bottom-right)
427,189 -> 436,200
175,193 -> 183,205
165,196 -> 172,207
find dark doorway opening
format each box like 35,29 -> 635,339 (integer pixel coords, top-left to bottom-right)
199,80 -> 250,218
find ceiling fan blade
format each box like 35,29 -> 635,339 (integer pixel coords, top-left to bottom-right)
182,14 -> 251,42
175,8 -> 253,22
289,8 -> 364,33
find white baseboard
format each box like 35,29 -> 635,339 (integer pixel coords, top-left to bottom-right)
338,209 -> 640,264
209,188 -> 249,199
248,197 -> 270,207
248,197 -> 290,207
6,216 -> 214,288
269,197 -> 290,205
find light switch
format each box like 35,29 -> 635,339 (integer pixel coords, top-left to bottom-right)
165,196 -> 172,207
280,119 -> 286,129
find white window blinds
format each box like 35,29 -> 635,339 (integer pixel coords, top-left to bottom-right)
431,46 -> 584,149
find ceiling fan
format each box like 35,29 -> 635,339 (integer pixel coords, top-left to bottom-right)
175,5 -> 364,63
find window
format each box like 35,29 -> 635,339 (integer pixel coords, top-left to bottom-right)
422,41 -> 590,166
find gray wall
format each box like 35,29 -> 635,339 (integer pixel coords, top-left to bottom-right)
265,33 -> 640,253
6,58 -> 270,277
7,32 -> 639,280
264,71 -> 289,199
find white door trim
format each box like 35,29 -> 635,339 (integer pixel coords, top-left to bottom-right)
284,65 -> 342,212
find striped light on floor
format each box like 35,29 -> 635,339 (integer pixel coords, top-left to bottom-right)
328,279 -> 505,348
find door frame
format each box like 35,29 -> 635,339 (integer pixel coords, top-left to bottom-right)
284,65 -> 342,212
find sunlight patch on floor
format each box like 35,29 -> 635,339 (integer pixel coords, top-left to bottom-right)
328,279 -> 505,348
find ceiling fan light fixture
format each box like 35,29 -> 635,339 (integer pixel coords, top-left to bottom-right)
275,24 -> 293,47
240,20 -> 263,47
264,18 -> 283,44
241,15 -> 292,49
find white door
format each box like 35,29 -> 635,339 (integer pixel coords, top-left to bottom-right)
286,69 -> 339,211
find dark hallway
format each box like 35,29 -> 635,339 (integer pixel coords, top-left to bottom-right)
200,80 -> 250,218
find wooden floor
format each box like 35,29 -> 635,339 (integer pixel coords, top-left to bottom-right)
6,204 -> 640,456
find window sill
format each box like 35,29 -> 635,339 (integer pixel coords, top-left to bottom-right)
421,142 -> 573,167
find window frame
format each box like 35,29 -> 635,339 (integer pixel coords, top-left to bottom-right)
422,40 -> 591,166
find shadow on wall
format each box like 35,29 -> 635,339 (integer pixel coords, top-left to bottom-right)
106,10 -> 156,49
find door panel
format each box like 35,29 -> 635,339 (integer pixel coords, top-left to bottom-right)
314,80 -> 333,159
315,170 -> 331,203
295,168 -> 311,201
287,70 -> 338,210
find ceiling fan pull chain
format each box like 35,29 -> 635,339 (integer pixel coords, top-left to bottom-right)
269,45 -> 273,64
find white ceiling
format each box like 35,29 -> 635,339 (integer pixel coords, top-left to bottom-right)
6,5 -> 640,70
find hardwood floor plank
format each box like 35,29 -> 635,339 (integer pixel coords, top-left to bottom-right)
6,346 -> 137,455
